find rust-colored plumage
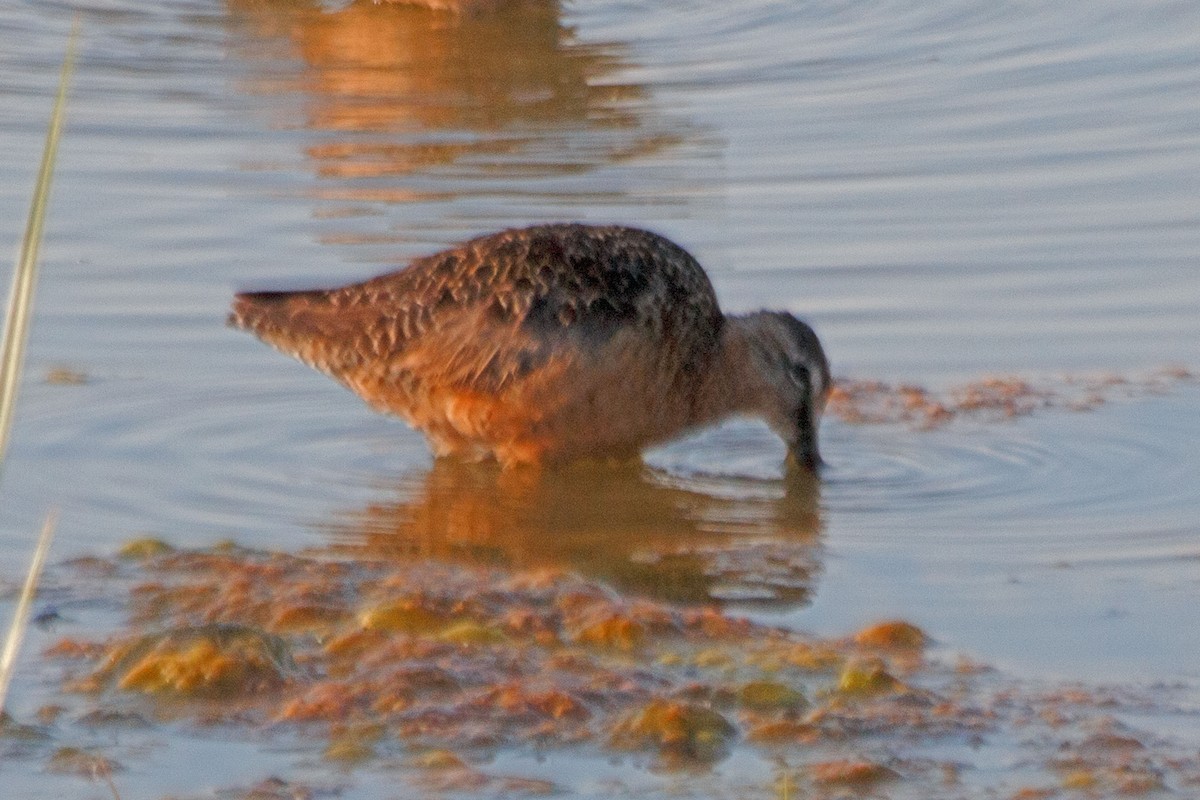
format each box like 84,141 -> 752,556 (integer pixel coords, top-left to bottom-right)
230,224 -> 830,468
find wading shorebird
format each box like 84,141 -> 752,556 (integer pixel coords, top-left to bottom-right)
229,223 -> 830,470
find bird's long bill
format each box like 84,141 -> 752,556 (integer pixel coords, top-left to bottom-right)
787,400 -> 823,472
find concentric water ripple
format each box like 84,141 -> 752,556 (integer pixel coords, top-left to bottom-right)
646,387 -> 1199,568
826,390 -> 1199,546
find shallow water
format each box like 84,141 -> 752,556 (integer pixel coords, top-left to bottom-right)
2,0 -> 1199,794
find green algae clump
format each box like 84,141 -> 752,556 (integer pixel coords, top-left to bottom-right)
412,749 -> 469,770
358,599 -> 447,634
97,624 -> 292,698
836,658 -> 903,696
611,699 -> 736,763
437,620 -> 506,646
738,680 -> 806,712
117,538 -> 174,559
324,724 -> 384,763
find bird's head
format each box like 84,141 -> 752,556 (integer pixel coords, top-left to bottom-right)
739,311 -> 831,471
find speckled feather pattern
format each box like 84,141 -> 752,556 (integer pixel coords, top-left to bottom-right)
230,224 -> 738,464
233,226 -> 721,375
230,225 -> 720,462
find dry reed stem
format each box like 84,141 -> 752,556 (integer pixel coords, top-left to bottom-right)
0,510 -> 59,712
0,17 -> 78,717
0,17 -> 78,472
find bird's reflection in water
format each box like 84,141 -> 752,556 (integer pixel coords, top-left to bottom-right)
226,0 -> 695,197
324,459 -> 824,609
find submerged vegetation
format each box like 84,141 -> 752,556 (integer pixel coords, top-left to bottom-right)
828,367 -> 1194,429
11,540 -> 1194,798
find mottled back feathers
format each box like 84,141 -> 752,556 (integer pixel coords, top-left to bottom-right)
230,223 -> 722,394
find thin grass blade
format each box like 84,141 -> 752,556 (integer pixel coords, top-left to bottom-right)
0,18 -> 79,476
0,509 -> 59,713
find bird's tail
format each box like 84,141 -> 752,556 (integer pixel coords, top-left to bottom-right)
229,289 -> 362,377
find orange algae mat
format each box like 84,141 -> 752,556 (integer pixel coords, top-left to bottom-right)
827,367 -> 1193,428
21,542 -> 1200,798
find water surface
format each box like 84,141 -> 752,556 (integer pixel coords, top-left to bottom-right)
1,0 -> 1198,795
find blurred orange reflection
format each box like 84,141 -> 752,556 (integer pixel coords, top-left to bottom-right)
323,459 -> 824,608
227,0 -> 691,193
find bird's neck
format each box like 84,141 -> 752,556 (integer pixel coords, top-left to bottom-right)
690,315 -> 766,427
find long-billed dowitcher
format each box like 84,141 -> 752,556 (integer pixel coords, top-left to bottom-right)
229,224 -> 830,469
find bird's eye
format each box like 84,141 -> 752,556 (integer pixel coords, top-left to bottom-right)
788,362 -> 811,390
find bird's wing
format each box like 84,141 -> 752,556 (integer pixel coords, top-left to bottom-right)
230,224 -> 723,393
